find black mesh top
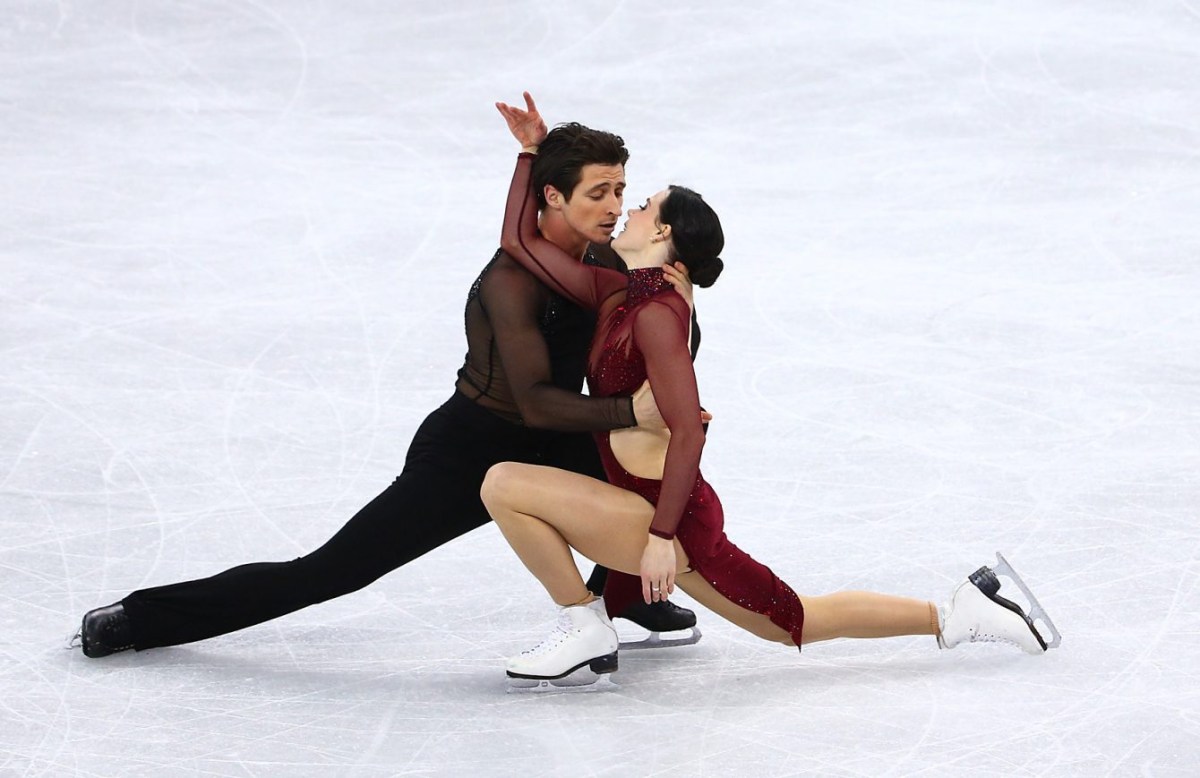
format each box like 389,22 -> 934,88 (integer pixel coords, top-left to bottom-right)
454,242 -> 638,430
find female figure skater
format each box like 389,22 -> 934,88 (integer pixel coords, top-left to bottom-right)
486,93 -> 1060,685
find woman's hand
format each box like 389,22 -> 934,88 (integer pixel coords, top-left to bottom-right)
495,91 -> 548,150
662,261 -> 695,312
640,535 -> 677,603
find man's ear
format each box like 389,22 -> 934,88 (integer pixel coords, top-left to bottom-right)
544,185 -> 564,210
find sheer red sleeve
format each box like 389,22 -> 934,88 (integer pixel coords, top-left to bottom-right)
632,294 -> 706,540
500,153 -> 626,311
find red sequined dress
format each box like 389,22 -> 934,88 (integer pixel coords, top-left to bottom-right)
501,153 -> 804,644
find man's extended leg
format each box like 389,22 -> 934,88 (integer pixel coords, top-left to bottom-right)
121,465 -> 485,650
81,393 -> 530,655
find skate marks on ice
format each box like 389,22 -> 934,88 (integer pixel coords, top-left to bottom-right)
5,0 -> 1200,773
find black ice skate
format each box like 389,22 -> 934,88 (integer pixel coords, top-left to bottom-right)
615,599 -> 702,651
73,603 -> 134,658
939,552 -> 1062,654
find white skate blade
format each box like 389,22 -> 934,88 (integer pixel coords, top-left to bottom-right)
618,626 -> 702,651
992,552 -> 1062,650
65,630 -> 82,650
506,670 -> 619,694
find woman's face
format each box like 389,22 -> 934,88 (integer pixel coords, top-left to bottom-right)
612,189 -> 671,252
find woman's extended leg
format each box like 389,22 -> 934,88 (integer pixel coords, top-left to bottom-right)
483,462 -> 1052,666
673,571 -> 937,647
799,592 -> 938,644
673,580 -> 936,646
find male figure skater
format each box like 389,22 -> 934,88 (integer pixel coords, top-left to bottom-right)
76,122 -> 702,657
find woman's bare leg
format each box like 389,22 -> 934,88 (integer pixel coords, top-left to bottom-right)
481,462 -> 690,605
482,462 -> 939,645
799,592 -> 938,644
673,578 -> 937,647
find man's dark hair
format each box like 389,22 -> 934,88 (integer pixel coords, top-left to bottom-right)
531,122 -> 630,209
660,185 -> 725,288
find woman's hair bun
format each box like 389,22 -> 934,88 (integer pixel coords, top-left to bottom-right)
660,186 -> 725,289
690,256 -> 724,288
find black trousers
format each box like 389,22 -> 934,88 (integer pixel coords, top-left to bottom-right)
123,391 -> 612,650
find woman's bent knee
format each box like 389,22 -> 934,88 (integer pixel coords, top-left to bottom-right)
480,461 -> 527,511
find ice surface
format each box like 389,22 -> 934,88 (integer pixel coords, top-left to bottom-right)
3,0 -> 1199,775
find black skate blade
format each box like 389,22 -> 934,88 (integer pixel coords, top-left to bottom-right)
506,673 -> 619,694
618,626 -> 702,651
506,659 -> 619,694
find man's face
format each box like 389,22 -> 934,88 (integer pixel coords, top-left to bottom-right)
548,163 -> 626,245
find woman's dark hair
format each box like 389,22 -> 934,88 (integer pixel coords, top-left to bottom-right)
660,185 -> 725,288
531,122 -> 630,208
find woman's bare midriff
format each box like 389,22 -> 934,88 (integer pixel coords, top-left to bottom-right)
608,426 -> 670,480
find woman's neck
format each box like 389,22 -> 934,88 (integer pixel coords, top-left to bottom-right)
613,244 -> 669,270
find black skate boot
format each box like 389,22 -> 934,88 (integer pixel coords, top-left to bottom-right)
76,603 -> 134,658
615,599 -> 702,650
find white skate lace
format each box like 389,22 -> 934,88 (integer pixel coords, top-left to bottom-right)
967,625 -> 1024,649
518,609 -> 576,658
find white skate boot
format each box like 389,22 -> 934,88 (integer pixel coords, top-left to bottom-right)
939,552 -> 1062,654
507,599 -> 619,692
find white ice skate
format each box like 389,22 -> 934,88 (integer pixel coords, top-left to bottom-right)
939,552 -> 1062,654
507,599 -> 620,693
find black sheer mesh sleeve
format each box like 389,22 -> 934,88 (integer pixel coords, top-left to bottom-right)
632,295 -> 706,540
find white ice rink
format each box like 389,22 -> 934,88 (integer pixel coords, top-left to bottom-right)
4,1 -> 1199,775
